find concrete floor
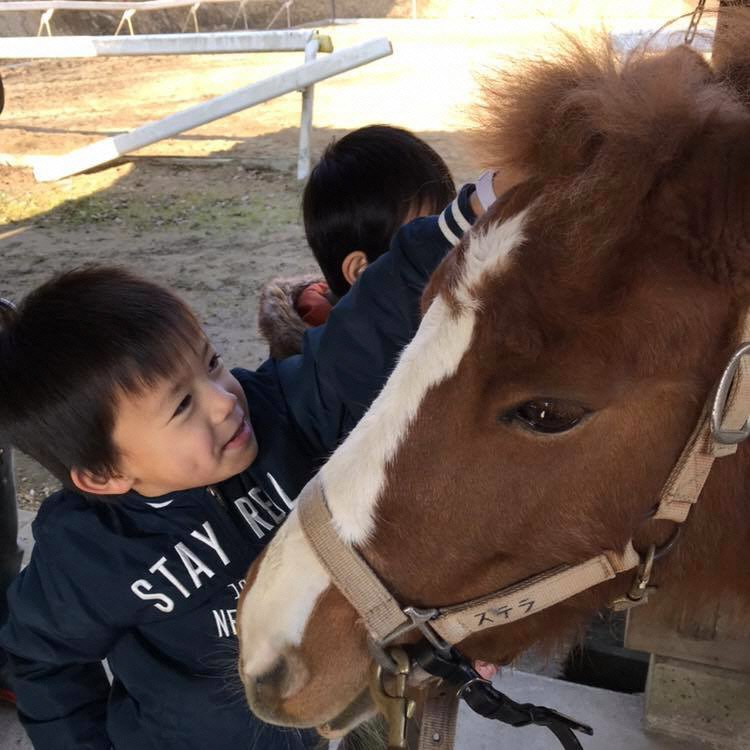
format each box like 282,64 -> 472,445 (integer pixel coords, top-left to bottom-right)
0,669 -> 703,750
1,510 -> 706,750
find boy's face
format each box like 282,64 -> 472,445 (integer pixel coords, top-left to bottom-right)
107,339 -> 258,498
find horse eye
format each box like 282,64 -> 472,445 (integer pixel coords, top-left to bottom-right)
504,399 -> 587,434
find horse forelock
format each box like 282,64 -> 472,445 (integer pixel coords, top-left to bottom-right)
477,26 -> 750,264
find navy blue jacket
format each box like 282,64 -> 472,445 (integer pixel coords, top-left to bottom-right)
0,190 -> 476,750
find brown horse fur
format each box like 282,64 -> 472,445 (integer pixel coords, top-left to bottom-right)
240,15 -> 750,731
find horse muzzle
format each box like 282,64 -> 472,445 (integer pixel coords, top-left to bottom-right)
241,648 -> 313,725
241,642 -> 373,730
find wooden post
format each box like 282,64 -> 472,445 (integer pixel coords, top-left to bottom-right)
625,595 -> 750,747
711,1 -> 750,71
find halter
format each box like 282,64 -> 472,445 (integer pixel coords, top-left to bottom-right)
298,311 -> 750,750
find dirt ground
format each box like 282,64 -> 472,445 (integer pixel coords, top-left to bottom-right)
0,12 -> 707,508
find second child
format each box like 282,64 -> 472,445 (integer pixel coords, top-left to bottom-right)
260,125 -> 456,358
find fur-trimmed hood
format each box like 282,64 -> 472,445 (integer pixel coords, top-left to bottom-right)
258,275 -> 331,359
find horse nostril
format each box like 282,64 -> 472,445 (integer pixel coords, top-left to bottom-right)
255,657 -> 288,693
246,649 -> 310,708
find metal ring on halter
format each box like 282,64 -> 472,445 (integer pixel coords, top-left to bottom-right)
638,510 -> 682,561
0,297 -> 16,312
653,523 -> 681,561
367,637 -> 402,675
711,341 -> 750,444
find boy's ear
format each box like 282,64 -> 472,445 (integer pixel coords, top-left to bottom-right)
341,251 -> 368,287
70,467 -> 134,496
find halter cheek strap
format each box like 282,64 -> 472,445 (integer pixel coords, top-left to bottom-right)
299,483 -> 641,646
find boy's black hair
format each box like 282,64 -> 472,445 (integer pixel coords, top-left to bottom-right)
0,267 -> 203,487
302,125 -> 456,298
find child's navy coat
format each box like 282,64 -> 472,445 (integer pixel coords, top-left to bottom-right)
0,190 -> 476,750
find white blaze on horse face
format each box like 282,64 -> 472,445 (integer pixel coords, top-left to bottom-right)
323,208 -> 529,543
239,210 -> 527,676
240,509 -> 329,679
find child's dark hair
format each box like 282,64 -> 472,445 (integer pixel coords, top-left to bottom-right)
302,125 -> 456,297
0,267 -> 203,487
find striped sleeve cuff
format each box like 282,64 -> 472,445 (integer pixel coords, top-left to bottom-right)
437,183 -> 477,246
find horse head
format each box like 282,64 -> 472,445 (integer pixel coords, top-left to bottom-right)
238,22 -> 750,737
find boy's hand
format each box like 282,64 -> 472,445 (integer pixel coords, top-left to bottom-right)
474,660 -> 500,680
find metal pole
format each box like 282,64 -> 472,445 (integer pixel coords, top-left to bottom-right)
297,36 -> 318,180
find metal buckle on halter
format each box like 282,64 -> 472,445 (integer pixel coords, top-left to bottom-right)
711,342 -> 750,445
368,647 -> 415,749
376,606 -> 453,660
403,606 -> 453,654
610,544 -> 657,612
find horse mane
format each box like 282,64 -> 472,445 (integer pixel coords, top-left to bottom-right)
475,20 -> 750,258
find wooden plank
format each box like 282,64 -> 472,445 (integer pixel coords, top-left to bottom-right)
625,596 -> 750,673
611,28 -> 714,53
296,35 -> 317,180
643,655 -> 750,749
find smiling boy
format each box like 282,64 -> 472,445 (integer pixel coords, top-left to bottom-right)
96,339 -> 257,498
0,185 -> 483,750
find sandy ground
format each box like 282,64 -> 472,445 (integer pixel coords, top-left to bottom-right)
0,17 -> 545,506
0,12 -> 709,507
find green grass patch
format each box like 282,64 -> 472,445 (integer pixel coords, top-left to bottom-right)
46,191 -> 299,233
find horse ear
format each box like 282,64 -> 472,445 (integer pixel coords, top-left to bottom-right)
659,121 -> 750,296
712,5 -> 750,109
476,35 -> 606,181
703,128 -> 750,296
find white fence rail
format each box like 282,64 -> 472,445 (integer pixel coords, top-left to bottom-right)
0,29 -> 332,56
31,35 -> 392,182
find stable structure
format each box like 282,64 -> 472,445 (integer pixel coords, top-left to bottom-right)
0,0 -> 301,35
626,600 -> 750,748
1,30 -> 391,181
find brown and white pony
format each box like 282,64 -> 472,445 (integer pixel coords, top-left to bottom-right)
237,18 -> 750,738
